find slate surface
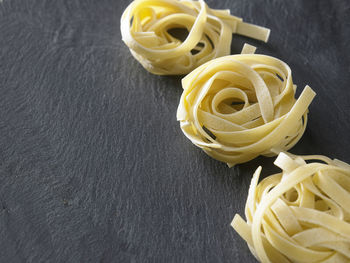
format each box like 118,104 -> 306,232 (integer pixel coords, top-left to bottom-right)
0,0 -> 349,262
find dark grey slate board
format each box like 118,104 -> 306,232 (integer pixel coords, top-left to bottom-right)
0,0 -> 349,262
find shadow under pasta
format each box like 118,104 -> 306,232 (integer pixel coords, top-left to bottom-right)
167,27 -> 189,42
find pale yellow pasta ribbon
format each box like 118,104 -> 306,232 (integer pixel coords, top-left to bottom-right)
232,152 -> 350,263
120,0 -> 270,75
177,46 -> 316,166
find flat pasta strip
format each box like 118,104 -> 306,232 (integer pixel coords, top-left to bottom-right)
177,46 -> 316,166
231,152 -> 350,263
120,0 -> 270,75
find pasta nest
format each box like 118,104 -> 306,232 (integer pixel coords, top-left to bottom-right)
177,52 -> 316,167
232,152 -> 350,263
120,0 -> 270,75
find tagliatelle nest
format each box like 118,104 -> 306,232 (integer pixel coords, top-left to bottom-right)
176,46 -> 316,167
120,0 -> 270,75
232,152 -> 350,263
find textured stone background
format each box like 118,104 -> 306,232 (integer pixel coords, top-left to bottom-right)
0,0 -> 349,262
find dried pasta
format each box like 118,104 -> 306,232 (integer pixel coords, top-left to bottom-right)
231,152 -> 350,263
177,46 -> 316,167
120,0 -> 270,75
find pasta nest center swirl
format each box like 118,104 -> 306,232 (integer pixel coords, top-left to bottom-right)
177,54 -> 316,166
